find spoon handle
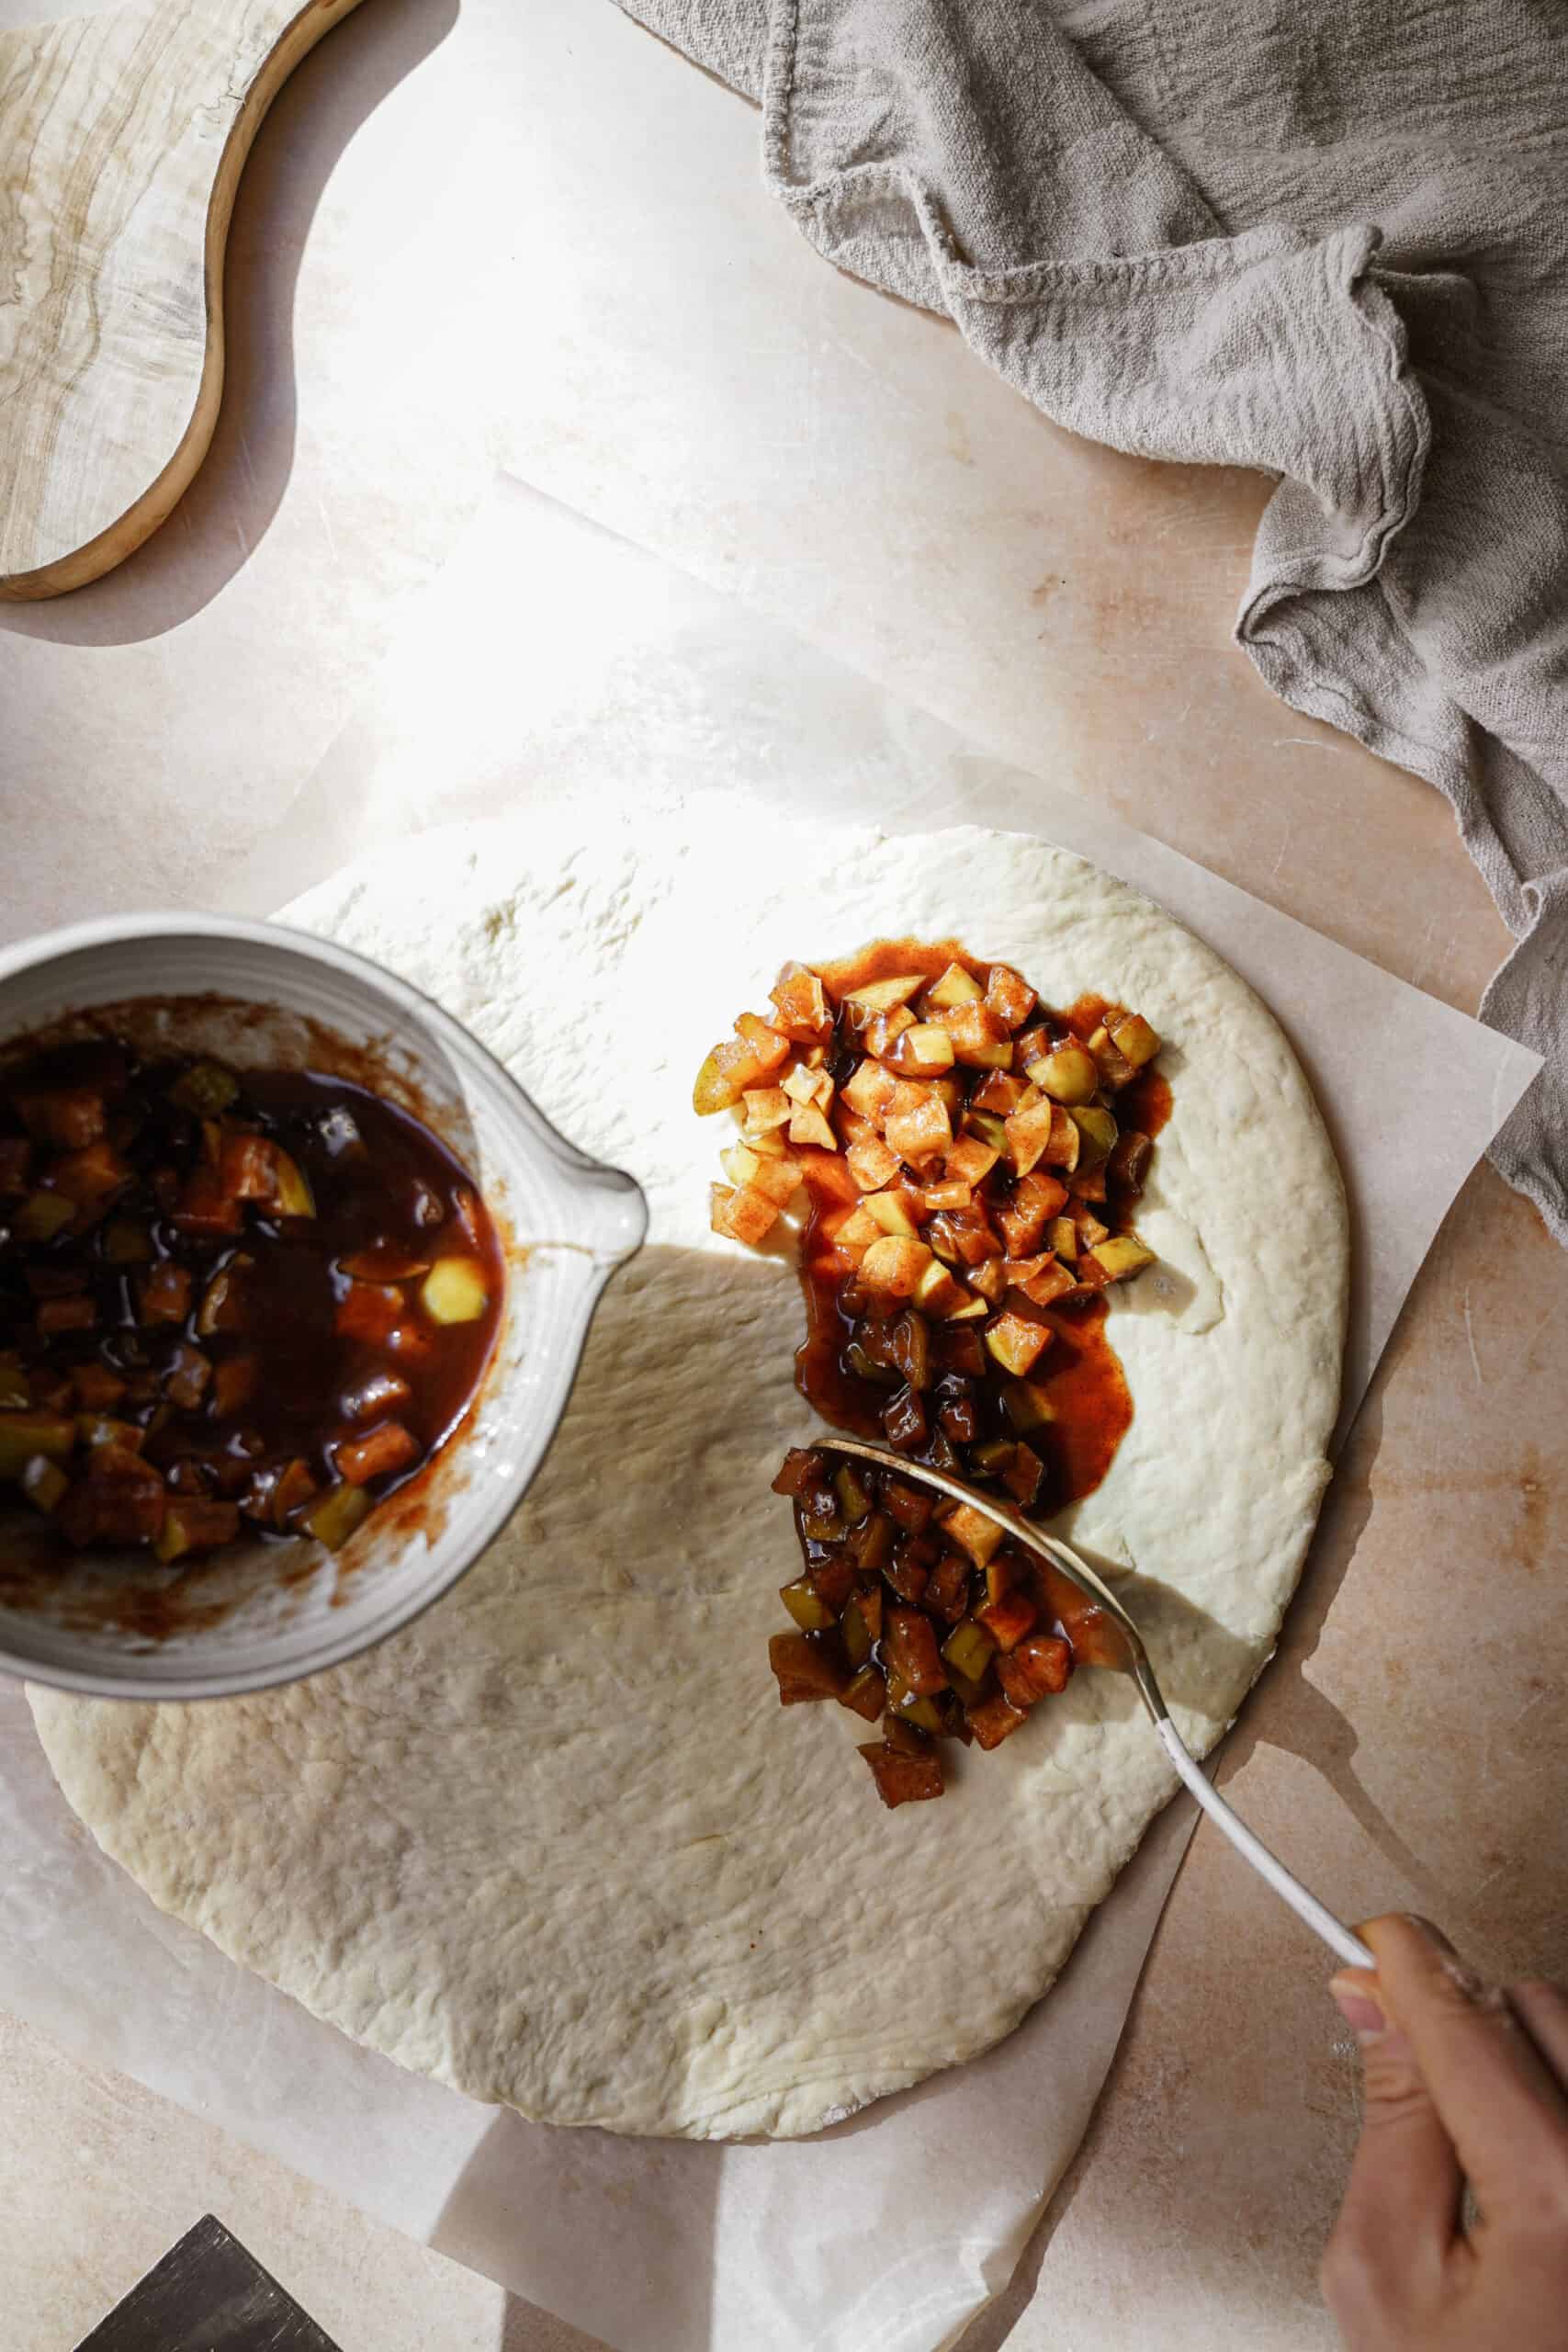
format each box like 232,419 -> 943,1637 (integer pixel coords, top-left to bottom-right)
1154,1716 -> 1374,1970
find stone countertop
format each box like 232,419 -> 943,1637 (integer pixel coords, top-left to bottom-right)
2,3 -> 1562,2348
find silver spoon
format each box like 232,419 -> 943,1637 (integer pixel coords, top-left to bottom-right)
817,1434 -> 1374,1972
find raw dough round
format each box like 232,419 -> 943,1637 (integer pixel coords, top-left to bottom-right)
29,820 -> 1347,2138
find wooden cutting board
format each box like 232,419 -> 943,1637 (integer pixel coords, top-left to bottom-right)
0,0 -> 368,601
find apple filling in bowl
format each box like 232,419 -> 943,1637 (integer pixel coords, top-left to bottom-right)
0,1042 -> 503,1570
694,943 -> 1169,1804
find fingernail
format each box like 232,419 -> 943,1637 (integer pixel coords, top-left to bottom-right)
1403,1914 -> 1459,1957
1330,1979 -> 1385,2040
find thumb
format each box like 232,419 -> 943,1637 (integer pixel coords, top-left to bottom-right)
1328,1973 -> 1464,2282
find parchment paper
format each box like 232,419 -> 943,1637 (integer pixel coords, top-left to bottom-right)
0,475 -> 1540,2352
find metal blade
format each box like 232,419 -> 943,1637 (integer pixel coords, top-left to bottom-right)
75,2213 -> 344,2351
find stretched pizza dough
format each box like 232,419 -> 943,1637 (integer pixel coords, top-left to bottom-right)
29,820 -> 1348,2139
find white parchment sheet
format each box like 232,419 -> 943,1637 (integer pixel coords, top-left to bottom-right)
0,477 -> 1540,2352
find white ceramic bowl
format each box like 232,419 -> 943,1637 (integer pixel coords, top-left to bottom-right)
0,914 -> 647,1701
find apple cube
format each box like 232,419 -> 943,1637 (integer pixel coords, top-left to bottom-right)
694,1039 -> 755,1115
1001,1378 -> 1056,1433
420,1258 -> 491,1325
941,1499 -> 1005,1568
886,1022 -> 956,1077
863,1187 -> 921,1237
968,1255 -> 1010,1306
914,1258 -> 974,1317
864,1005 -> 916,1060
770,1630 -> 848,1702
1025,1043 -> 1100,1104
925,962 -> 984,1009
1090,1234 -> 1156,1283
885,1606 -> 949,1696
860,1236 -> 933,1298
858,1742 -> 944,1806
734,1012 -> 794,1074
1109,1010 -> 1161,1068
50,1141 -> 130,1205
750,1156 -> 806,1207
945,1133 -> 998,1189
335,1420 -> 420,1487
770,967 -> 832,1041
1016,1256 -> 1077,1308
966,1690 -> 1030,1750
1068,1105 -> 1119,1168
997,1634 -> 1072,1706
788,1103 -> 838,1150
985,1310 -> 1052,1378
847,1136 -> 902,1193
985,964 -> 1037,1028
741,1085 -> 791,1135
781,1061 -> 831,1109
841,1058 -> 899,1124
843,973 -> 926,1016
994,1170 -> 1069,1256
976,1586 -> 1039,1653
884,1087 -> 953,1165
833,1204 -> 883,1256
1003,1097 -> 1061,1178
709,1182 -> 781,1248
971,1069 -> 1028,1115
1088,1024 -> 1137,1090
938,1001 -> 1013,1069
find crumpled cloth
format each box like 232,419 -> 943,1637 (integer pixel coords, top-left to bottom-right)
618,0 -> 1568,1241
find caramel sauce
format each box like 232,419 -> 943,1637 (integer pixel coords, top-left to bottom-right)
790,941 -> 1166,1513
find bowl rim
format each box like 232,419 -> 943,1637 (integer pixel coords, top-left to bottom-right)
0,910 -> 648,1702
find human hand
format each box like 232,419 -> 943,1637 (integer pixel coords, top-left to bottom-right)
1324,1914 -> 1568,2349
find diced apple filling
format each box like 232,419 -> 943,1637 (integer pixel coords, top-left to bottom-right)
705,957 -> 1163,1804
